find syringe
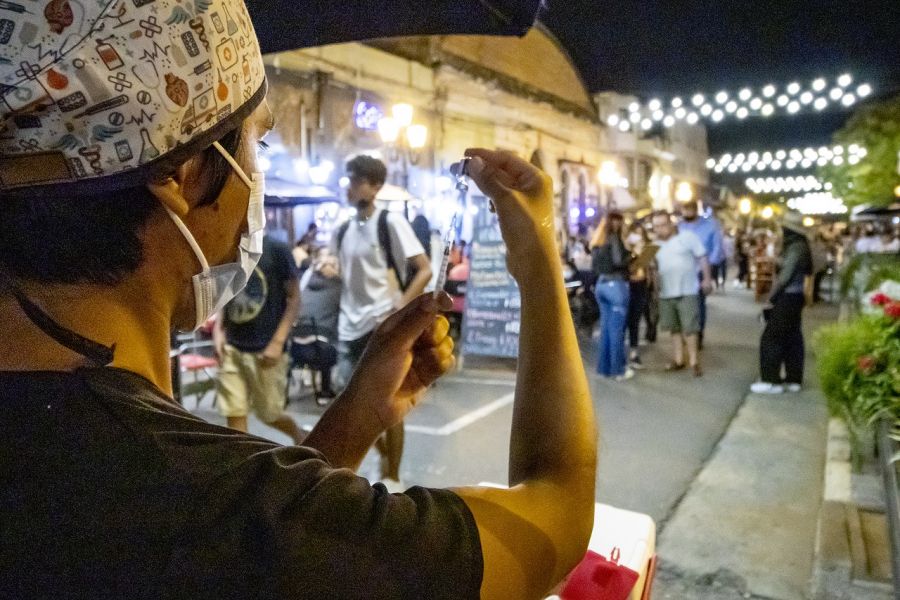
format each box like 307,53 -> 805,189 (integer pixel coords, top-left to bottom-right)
433,214 -> 459,299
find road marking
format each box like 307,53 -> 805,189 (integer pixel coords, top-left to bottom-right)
441,377 -> 516,387
406,392 -> 515,436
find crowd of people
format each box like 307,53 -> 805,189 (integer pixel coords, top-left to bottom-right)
565,201 -> 900,395
566,200 -> 721,381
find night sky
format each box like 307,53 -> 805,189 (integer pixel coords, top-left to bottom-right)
540,0 -> 900,180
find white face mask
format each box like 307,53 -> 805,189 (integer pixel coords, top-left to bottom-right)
165,141 -> 266,329
627,233 -> 642,246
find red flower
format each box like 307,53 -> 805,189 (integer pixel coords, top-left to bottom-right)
886,302 -> 900,320
857,355 -> 877,375
871,293 -> 891,306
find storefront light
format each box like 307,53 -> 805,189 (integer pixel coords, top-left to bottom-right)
739,198 -> 752,215
377,117 -> 399,143
761,206 -> 774,220
392,103 -> 414,127
675,182 -> 693,203
598,161 -> 621,186
406,124 -> 428,149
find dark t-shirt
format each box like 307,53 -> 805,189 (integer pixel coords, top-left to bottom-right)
591,236 -> 630,279
0,368 -> 483,599
223,236 -> 296,352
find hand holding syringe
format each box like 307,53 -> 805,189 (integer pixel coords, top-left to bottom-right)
433,213 -> 458,299
434,156 -> 482,298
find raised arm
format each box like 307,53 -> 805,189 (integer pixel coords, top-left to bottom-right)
452,149 -> 597,599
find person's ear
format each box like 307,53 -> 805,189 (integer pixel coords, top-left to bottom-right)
145,163 -> 192,217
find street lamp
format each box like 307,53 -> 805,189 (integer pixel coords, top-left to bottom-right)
378,103 -> 429,217
598,160 -> 621,209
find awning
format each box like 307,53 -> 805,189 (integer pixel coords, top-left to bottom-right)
247,1 -> 543,55
851,202 -> 900,221
264,177 -> 340,206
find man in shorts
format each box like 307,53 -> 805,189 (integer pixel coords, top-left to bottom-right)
651,211 -> 713,377
214,235 -> 306,443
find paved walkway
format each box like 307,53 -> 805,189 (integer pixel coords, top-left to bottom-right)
655,300 -> 840,600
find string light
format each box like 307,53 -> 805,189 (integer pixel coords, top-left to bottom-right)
709,144 -> 866,173
746,175 -> 823,194
609,75 -> 874,131
785,191 -> 848,215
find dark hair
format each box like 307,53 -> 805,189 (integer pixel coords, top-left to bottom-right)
346,155 -> 387,186
0,129 -> 242,285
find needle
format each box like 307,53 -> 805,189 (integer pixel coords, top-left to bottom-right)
433,214 -> 459,299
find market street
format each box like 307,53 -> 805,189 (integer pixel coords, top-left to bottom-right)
190,287 -> 804,523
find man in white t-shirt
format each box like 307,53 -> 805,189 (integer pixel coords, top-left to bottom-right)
331,155 -> 432,489
651,211 -> 713,377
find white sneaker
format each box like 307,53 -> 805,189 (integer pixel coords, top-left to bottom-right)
379,478 -> 407,494
784,383 -> 802,393
615,368 -> 635,382
750,382 -> 784,394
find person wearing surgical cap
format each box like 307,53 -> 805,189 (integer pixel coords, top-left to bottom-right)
0,2 -> 596,599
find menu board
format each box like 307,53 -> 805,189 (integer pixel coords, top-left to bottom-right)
462,200 -> 521,358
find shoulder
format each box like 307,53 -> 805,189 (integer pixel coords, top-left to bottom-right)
681,231 -> 706,252
383,210 -> 414,232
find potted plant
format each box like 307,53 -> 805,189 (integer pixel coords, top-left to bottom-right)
814,282 -> 900,469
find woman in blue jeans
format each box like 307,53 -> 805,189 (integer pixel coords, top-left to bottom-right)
591,212 -> 633,380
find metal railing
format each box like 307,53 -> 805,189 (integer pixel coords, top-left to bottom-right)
876,418 -> 900,597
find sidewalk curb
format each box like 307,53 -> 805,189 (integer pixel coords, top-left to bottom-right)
811,418 -> 894,599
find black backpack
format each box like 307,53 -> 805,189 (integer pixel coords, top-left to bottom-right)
336,210 -> 416,292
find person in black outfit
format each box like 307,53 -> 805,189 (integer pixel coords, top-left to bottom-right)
590,212 -> 633,379
625,222 -> 652,367
751,212 -> 813,394
736,231 -> 750,288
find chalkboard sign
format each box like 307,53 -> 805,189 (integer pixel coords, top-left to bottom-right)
462,199 -> 521,358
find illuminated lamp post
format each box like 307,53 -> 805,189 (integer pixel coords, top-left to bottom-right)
378,103 -> 428,218
597,160 -> 621,211
739,197 -> 753,231
675,181 -> 694,204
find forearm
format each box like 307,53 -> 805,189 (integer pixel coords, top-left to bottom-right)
400,265 -> 432,305
303,388 -> 382,470
699,257 -> 712,283
270,289 -> 300,347
509,245 -> 597,489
